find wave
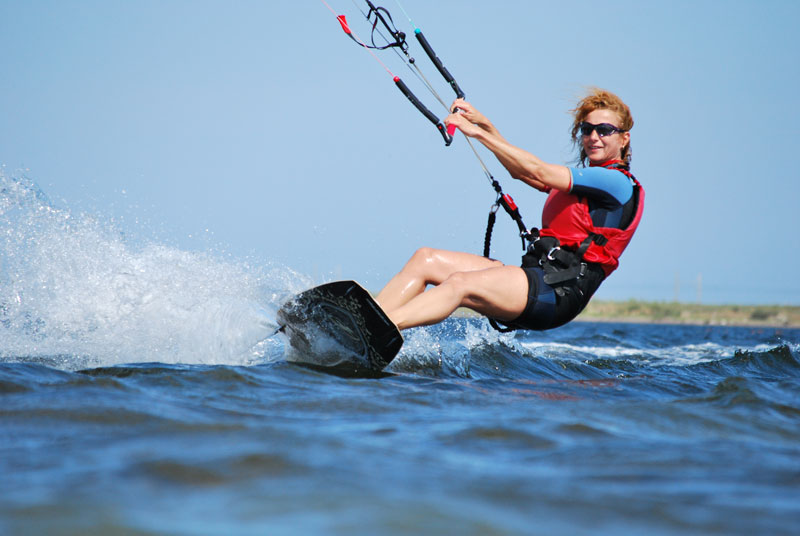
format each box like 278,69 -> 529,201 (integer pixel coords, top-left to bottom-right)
674,346 -> 800,422
388,318 -> 800,380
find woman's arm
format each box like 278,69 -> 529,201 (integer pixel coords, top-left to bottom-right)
444,99 -> 572,193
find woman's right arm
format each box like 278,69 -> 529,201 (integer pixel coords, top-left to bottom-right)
445,99 -> 571,193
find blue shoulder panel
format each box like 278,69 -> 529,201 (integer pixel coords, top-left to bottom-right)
569,167 -> 635,228
570,167 -> 633,204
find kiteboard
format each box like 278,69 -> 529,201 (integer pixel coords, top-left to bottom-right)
276,280 -> 403,378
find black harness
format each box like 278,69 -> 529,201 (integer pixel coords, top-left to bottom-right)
522,230 -> 608,287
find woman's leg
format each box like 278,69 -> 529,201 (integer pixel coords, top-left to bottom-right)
379,253 -> 530,330
376,247 -> 503,313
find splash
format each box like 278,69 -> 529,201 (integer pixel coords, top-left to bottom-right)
0,171 -> 312,369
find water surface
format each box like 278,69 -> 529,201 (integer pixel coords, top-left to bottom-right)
2,171 -> 799,535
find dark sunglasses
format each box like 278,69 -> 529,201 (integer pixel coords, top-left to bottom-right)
579,122 -> 625,137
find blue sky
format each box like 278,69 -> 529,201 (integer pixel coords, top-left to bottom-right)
2,0 -> 799,305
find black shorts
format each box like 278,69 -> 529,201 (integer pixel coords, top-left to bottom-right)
495,263 -> 605,331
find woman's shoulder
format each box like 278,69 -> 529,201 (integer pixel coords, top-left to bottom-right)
569,166 -> 633,203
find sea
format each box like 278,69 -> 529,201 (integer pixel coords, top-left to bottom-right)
2,172 -> 799,535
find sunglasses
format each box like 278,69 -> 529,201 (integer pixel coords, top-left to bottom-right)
579,122 -> 625,137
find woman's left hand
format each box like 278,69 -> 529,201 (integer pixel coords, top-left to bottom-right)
444,110 -> 484,138
444,99 -> 501,141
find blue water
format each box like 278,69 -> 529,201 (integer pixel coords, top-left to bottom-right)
2,172 -> 800,535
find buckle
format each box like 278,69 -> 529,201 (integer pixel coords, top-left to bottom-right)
547,246 -> 560,261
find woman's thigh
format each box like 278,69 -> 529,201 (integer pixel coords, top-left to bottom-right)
447,264 -> 530,321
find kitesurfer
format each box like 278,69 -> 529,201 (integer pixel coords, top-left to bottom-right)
376,88 -> 644,331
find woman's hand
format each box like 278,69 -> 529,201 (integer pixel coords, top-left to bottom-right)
450,99 -> 488,126
444,111 -> 482,138
443,99 -> 496,139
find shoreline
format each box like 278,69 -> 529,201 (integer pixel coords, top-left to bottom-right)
576,300 -> 800,328
451,301 -> 800,328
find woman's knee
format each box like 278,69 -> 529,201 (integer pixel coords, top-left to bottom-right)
403,247 -> 443,274
409,247 -> 438,265
439,271 -> 471,300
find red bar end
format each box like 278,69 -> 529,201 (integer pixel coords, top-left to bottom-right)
503,194 -> 518,211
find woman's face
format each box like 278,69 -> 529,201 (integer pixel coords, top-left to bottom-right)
581,109 -> 630,165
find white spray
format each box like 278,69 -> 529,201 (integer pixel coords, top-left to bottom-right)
0,171 -> 311,369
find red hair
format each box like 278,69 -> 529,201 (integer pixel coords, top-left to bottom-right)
570,88 -> 634,166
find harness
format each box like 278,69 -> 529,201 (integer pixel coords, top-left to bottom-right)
522,230 -> 605,286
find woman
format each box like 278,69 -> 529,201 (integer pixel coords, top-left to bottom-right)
376,88 -> 644,331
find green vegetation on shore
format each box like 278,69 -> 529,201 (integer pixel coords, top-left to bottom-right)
578,300 -> 800,327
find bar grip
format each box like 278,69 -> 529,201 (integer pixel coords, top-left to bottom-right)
414,29 -> 465,99
394,76 -> 453,145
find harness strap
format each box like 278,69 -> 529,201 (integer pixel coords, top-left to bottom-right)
489,318 -> 516,333
575,232 -> 608,257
